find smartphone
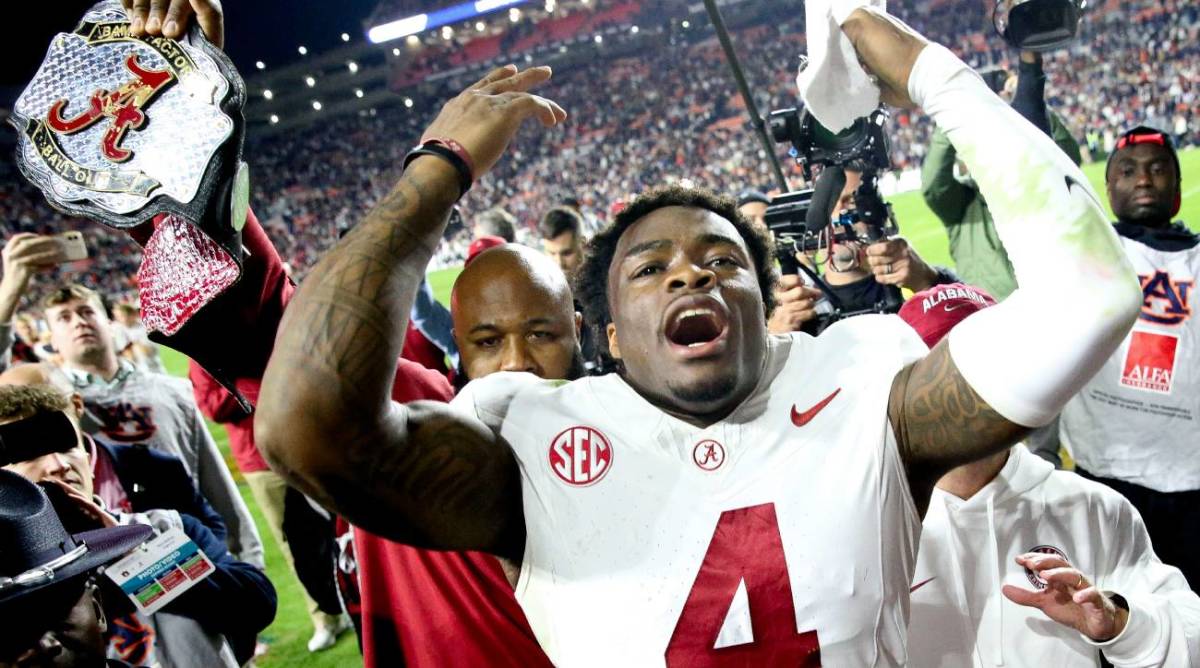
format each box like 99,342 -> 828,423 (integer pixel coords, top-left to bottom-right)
56,231 -> 88,262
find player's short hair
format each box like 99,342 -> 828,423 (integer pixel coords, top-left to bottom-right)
538,207 -> 583,241
0,384 -> 70,423
575,185 -> 777,336
475,208 -> 517,242
40,285 -> 104,314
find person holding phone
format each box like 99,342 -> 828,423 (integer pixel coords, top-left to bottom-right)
0,232 -> 85,372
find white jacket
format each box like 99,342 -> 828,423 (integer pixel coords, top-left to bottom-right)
908,445 -> 1200,667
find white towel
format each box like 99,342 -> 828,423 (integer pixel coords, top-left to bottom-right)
796,0 -> 886,132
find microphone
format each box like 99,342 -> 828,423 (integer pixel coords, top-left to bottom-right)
805,165 -> 846,234
779,166 -> 846,276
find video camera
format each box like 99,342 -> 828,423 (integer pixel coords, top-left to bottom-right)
993,0 -> 1086,52
762,107 -> 902,330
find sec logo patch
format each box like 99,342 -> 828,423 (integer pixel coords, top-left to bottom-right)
549,426 -> 613,486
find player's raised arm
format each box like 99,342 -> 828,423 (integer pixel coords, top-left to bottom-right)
838,9 -> 1141,503
255,66 -> 567,559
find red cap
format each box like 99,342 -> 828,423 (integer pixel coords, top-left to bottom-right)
899,283 -> 997,348
466,235 -> 506,265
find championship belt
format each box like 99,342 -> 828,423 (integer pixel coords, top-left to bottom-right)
9,0 -> 248,336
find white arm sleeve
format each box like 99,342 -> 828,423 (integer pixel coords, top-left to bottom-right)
908,44 -> 1142,426
1090,499 -> 1200,666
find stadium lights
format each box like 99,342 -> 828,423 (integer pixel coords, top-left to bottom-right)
442,25 -> 454,40
475,21 -> 486,31
348,61 -> 359,73
368,0 -> 527,44
594,34 -> 602,44
305,75 -> 316,87
681,20 -> 690,28
312,100 -> 322,111
355,88 -> 364,98
269,114 -> 279,124
393,47 -> 402,56
263,89 -> 274,100
341,32 -> 351,42
298,45 -> 308,55
255,60 -> 266,70
631,25 -> 639,34
404,97 -> 414,108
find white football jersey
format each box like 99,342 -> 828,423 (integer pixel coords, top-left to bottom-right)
452,315 -> 927,666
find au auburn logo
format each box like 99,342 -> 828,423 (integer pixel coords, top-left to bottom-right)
549,426 -> 612,486
1138,271 -> 1193,326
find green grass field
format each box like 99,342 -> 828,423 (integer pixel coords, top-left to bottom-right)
157,148 -> 1199,668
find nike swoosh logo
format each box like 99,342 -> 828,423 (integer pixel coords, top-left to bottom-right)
944,303 -> 969,312
1065,174 -> 1103,209
910,576 -> 936,593
791,388 -> 842,427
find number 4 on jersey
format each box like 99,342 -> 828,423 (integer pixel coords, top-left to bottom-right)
666,503 -> 821,667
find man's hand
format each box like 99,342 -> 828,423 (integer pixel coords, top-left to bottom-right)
122,0 -> 224,48
865,238 -> 937,292
840,7 -> 928,109
1002,552 -> 1128,642
2,234 -> 65,290
0,234 -> 66,323
45,478 -> 119,529
768,275 -> 823,333
420,65 -> 567,178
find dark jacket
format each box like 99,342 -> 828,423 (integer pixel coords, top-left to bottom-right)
97,441 -> 227,545
98,441 -> 276,665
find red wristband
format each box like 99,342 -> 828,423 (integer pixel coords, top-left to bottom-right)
420,137 -> 476,182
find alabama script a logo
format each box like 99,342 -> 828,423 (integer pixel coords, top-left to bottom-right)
46,53 -> 175,163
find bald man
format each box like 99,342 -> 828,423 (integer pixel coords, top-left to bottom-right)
450,244 -> 586,382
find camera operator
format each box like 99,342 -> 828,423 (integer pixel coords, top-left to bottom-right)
922,50 -> 1082,302
769,162 -> 958,333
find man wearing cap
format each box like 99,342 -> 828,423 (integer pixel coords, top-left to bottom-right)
1058,126 -> 1200,592
900,283 -> 1200,667
0,468 -> 153,668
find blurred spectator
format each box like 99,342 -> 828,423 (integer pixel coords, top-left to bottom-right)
537,206 -> 585,273
111,303 -> 165,375
473,207 -> 518,242
736,189 -> 771,231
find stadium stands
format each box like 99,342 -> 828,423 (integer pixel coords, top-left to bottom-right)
4,0 -> 1197,300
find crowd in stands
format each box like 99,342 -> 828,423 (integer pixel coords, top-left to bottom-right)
3,0 -> 1198,295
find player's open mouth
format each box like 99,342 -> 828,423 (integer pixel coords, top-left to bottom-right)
663,298 -> 730,358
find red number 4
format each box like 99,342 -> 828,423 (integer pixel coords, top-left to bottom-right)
666,503 -> 821,667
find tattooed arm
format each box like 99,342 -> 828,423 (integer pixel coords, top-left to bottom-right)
255,66 -> 566,559
834,9 -> 1141,508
